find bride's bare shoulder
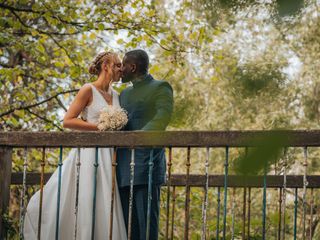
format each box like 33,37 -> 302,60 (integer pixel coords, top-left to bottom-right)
72,84 -> 93,107
77,83 -> 93,96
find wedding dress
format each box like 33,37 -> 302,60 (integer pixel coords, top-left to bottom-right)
24,84 -> 127,239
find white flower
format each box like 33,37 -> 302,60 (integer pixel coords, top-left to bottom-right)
97,106 -> 128,131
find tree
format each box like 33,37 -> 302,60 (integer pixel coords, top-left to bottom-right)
2,0 -> 320,238
0,0 -> 172,130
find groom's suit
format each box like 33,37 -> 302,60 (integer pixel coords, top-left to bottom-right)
117,74 -> 173,240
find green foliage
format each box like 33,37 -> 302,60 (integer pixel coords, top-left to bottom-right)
233,61 -> 286,97
2,212 -> 18,239
3,0 -> 320,238
0,0 -> 170,130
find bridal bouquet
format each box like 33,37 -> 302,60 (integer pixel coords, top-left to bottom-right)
97,106 -> 128,131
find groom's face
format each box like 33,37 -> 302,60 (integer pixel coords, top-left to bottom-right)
121,56 -> 136,83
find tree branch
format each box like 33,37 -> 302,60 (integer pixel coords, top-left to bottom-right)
0,61 -> 14,68
46,33 -> 79,66
26,109 -> 63,131
0,3 -> 45,14
0,89 -> 78,118
9,9 -> 82,36
55,96 -> 67,112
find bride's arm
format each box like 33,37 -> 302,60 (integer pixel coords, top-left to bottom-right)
63,85 -> 98,131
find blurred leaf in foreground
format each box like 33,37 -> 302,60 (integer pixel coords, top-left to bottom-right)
233,132 -> 289,175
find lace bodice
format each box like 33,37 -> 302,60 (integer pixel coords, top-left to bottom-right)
81,83 -> 120,124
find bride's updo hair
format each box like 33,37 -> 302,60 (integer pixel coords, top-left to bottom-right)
88,51 -> 118,75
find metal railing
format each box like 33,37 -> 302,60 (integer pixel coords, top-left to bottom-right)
1,131 -> 320,239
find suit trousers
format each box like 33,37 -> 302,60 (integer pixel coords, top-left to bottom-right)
119,184 -> 161,240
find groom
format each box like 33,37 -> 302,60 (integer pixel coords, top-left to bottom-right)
116,49 -> 173,240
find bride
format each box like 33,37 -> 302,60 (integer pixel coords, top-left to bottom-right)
23,52 -> 127,239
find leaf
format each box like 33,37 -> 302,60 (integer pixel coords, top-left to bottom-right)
70,66 -> 80,79
160,39 -> 167,46
98,23 -> 105,30
37,44 -> 46,54
10,117 -> 19,126
146,9 -> 156,17
117,38 -> 124,44
189,31 -> 198,41
89,32 -> 96,39
54,62 -> 64,68
149,64 -> 160,74
15,110 -> 25,118
30,29 -> 38,36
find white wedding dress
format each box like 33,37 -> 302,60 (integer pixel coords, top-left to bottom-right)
24,84 -> 127,240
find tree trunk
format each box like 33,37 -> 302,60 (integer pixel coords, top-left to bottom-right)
0,147 -> 12,239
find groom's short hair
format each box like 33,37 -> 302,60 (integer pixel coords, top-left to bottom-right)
125,49 -> 149,74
